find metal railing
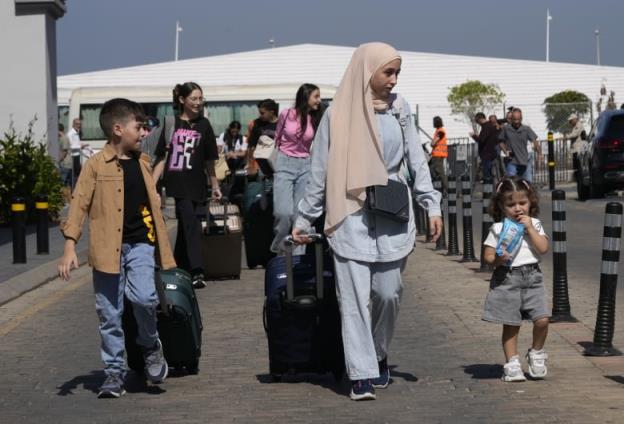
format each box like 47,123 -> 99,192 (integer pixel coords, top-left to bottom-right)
445,137 -> 574,189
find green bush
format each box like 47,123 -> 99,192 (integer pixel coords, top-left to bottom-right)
543,90 -> 591,134
0,123 -> 64,224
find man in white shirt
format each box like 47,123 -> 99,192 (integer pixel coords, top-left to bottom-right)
66,118 -> 86,179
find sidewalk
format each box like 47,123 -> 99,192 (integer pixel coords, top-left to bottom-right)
1,237 -> 623,423
0,203 -> 177,306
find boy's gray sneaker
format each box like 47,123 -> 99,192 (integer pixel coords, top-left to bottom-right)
98,373 -> 126,398
143,338 -> 168,384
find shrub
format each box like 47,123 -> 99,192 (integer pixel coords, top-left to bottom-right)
0,122 -> 64,224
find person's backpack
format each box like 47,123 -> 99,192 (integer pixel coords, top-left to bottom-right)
141,116 -> 176,165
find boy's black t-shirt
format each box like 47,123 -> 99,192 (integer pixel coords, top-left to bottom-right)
248,118 -> 278,149
154,115 -> 219,201
119,155 -> 155,245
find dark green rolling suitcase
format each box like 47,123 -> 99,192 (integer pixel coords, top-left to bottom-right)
123,268 -> 203,375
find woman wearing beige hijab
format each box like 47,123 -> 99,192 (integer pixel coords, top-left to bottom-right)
292,42 -> 442,401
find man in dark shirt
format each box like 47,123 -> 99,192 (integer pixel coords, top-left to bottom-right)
470,112 -> 500,180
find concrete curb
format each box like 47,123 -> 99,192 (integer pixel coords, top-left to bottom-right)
0,248 -> 89,307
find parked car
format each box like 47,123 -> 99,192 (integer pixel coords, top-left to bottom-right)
577,109 -> 624,200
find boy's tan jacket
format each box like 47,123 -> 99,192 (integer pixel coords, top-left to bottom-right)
61,143 -> 176,274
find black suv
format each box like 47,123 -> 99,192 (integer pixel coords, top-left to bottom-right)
577,109 -> 624,199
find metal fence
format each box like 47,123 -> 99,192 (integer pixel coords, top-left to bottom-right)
533,138 -> 574,187
444,138 -> 574,190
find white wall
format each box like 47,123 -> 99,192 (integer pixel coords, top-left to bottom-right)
0,1 -> 61,158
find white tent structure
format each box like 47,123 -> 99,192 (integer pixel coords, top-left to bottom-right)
58,43 -> 624,143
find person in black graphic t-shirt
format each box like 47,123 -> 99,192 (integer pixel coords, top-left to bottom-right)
153,82 -> 221,289
248,99 -> 279,149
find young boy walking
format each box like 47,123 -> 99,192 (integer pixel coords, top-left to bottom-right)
58,98 -> 176,398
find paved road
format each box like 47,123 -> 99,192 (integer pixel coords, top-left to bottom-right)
2,231 -> 624,422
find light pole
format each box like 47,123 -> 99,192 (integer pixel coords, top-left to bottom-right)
546,9 -> 552,62
595,28 -> 601,66
175,21 -> 183,61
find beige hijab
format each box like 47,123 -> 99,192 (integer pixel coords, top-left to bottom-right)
325,42 -> 402,235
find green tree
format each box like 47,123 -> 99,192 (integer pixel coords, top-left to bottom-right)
447,80 -> 505,132
543,90 -> 591,134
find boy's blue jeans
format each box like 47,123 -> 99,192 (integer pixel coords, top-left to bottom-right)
93,243 -> 159,377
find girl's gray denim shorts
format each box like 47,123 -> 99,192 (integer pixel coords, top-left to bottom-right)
482,263 -> 550,326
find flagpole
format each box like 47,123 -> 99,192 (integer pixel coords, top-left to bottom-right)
546,9 -> 552,62
175,21 -> 183,61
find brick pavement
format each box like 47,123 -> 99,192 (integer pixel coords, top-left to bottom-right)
1,238 -> 624,423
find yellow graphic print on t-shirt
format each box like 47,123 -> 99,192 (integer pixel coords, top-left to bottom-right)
141,205 -> 156,243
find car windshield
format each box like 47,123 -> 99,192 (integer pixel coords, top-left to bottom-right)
605,115 -> 624,139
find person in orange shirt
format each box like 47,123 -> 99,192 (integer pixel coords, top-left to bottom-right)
430,116 -> 448,195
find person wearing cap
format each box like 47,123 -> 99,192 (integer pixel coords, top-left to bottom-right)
563,113 -> 586,177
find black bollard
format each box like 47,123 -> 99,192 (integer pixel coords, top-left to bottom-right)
460,175 -> 478,262
12,196 -> 27,264
36,194 -> 50,254
433,178 -> 447,251
479,178 -> 494,271
550,190 -> 575,322
584,202 -> 623,356
447,178 -> 460,255
547,131 -> 555,191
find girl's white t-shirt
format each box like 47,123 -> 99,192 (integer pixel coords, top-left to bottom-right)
484,217 -> 547,267
217,133 -> 248,153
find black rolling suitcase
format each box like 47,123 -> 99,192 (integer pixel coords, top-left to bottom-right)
201,199 -> 243,280
242,179 -> 275,269
123,268 -> 203,375
263,235 -> 345,382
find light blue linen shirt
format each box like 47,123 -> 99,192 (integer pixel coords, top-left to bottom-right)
294,95 -> 442,263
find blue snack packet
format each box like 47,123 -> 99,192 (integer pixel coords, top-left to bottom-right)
496,218 -> 525,265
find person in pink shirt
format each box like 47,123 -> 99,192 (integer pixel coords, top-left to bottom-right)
271,83 -> 323,254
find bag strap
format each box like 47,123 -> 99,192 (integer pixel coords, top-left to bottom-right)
274,109 -> 289,150
393,100 -> 415,188
164,116 -> 175,148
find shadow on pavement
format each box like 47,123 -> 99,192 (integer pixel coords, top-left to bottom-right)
605,375 -> 624,385
56,370 -> 103,395
56,370 -> 166,396
463,364 -> 503,379
388,365 -> 418,382
256,373 -> 349,397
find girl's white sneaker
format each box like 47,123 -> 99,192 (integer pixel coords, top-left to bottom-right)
502,356 -> 526,382
526,349 -> 548,379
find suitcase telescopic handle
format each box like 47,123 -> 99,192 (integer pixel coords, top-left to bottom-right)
284,234 -> 324,304
208,196 -> 230,234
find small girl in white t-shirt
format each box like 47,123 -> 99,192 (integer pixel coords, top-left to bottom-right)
482,177 -> 550,382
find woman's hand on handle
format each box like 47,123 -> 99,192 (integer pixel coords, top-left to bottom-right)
291,228 -> 313,245
429,216 -> 443,242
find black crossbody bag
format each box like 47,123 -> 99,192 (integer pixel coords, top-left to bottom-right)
365,112 -> 414,223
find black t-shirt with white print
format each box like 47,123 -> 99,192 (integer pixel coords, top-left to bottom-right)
154,115 -> 219,201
